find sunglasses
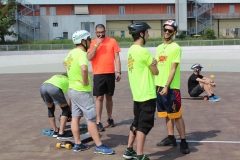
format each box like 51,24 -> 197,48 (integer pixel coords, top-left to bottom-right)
163,28 -> 174,33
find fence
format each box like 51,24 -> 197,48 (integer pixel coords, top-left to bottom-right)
1,39 -> 240,51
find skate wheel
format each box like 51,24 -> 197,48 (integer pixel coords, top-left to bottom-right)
56,143 -> 61,149
48,131 -> 53,136
65,143 -> 72,150
42,129 -> 47,135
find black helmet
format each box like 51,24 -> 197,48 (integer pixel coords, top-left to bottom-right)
191,63 -> 203,72
128,22 -> 151,34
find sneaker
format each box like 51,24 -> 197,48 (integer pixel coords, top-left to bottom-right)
52,129 -> 59,138
57,132 -> 73,139
106,118 -> 115,127
97,122 -> 105,132
73,143 -> 89,152
123,149 -> 137,159
94,144 -> 115,155
156,137 -> 177,146
213,95 -> 221,100
180,142 -> 190,154
135,155 -> 150,160
209,97 -> 219,102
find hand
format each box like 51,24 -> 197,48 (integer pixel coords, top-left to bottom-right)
151,58 -> 157,66
209,79 -> 214,83
160,87 -> 168,96
96,37 -> 103,46
78,80 -> 90,86
116,73 -> 121,82
211,82 -> 216,87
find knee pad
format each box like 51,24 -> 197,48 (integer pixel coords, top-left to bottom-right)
48,104 -> 55,118
61,105 -> 71,117
130,125 -> 137,136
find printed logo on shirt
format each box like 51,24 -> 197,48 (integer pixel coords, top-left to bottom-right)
158,51 -> 168,66
65,54 -> 73,71
128,54 -> 134,73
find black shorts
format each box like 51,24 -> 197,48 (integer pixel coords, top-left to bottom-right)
93,73 -> 115,96
189,84 -> 204,97
132,99 -> 156,135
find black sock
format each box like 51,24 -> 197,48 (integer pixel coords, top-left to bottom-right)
212,94 -> 215,97
127,147 -> 133,151
181,139 -> 186,143
168,135 -> 175,139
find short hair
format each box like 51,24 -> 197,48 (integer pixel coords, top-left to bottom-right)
95,24 -> 105,30
62,72 -> 68,77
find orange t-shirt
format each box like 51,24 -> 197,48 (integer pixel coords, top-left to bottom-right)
88,37 -> 121,74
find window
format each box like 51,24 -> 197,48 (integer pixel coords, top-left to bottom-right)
121,31 -> 125,38
40,7 -> 46,16
234,28 -> 238,37
226,28 -> 229,36
63,32 -> 68,39
53,23 -> 58,27
229,5 -> 235,13
110,31 -> 115,37
50,7 -> 56,15
167,6 -> 172,14
119,6 -> 125,15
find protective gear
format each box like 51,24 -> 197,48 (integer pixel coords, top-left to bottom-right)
191,63 -> 203,72
128,22 -> 151,45
130,125 -> 137,136
61,105 -> 71,117
72,30 -> 91,51
163,20 -> 178,31
48,104 -> 55,118
128,22 -> 151,34
163,20 -> 178,41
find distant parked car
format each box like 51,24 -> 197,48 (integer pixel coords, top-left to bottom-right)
53,37 -> 64,40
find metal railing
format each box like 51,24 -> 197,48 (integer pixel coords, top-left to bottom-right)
1,39 -> 240,51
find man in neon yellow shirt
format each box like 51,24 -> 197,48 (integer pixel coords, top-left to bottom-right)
155,20 -> 190,154
122,22 -> 158,160
40,73 -> 72,138
63,30 -> 114,154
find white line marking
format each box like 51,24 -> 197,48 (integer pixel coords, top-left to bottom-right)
176,140 -> 240,144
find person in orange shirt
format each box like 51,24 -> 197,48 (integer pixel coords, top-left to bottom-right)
88,24 -> 121,132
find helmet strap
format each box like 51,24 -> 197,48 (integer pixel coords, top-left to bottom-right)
140,32 -> 146,45
80,40 -> 88,52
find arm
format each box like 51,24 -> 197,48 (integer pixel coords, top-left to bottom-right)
80,65 -> 89,86
149,58 -> 159,75
87,38 -> 102,61
160,62 -> 178,95
115,52 -> 121,82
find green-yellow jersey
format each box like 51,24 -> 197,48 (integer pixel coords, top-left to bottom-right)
127,45 -> 156,102
64,48 -> 91,92
43,74 -> 69,93
155,42 -> 181,89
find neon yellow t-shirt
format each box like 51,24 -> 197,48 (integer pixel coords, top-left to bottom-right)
128,45 -> 156,102
43,74 -> 69,93
155,42 -> 181,89
64,48 -> 91,92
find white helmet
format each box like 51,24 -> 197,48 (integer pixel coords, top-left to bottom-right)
72,30 -> 91,44
163,20 -> 178,31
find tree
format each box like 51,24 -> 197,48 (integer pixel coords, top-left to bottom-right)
204,28 -> 216,40
0,0 -> 17,44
